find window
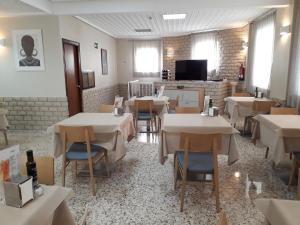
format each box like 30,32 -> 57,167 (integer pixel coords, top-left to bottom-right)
133,40 -> 162,77
191,32 -> 219,73
251,13 -> 275,90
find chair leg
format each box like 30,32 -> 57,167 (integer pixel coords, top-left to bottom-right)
243,117 -> 248,135
265,147 -> 269,159
74,161 -> 78,178
214,171 -> 220,213
180,175 -> 186,212
104,152 -> 110,177
87,156 -> 96,196
62,157 -> 66,187
174,156 -> 178,190
288,159 -> 296,191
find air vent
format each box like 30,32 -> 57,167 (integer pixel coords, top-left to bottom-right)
135,29 -> 152,32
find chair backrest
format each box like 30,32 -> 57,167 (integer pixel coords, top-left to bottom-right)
20,155 -> 55,185
198,88 -> 205,112
253,100 -> 275,114
270,107 -> 298,115
175,107 -> 201,114
134,100 -> 154,113
168,96 -> 180,111
232,92 -> 251,97
217,211 -> 228,225
128,80 -> 139,99
99,104 -> 114,113
59,126 -> 96,143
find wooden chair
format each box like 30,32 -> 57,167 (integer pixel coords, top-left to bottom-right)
232,92 -> 251,97
270,107 -> 298,115
99,104 -> 114,113
175,107 -> 201,114
168,96 -> 179,113
59,126 -> 109,196
198,88 -> 205,112
217,210 -> 228,225
243,100 -> 275,135
20,155 -> 55,185
288,153 -> 300,191
174,133 -> 221,212
134,99 -> 156,133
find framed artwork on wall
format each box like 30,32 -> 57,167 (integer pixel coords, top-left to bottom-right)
12,29 -> 45,71
82,71 -> 95,89
101,48 -> 108,75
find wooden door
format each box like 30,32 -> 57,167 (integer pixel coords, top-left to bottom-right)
62,39 -> 82,116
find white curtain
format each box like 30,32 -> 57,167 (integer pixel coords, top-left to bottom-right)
133,40 -> 162,77
247,12 -> 275,92
287,1 -> 300,109
191,32 -> 219,73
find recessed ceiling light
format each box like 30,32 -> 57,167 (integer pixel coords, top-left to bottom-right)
163,14 -> 186,20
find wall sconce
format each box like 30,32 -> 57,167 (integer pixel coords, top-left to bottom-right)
242,41 -> 248,49
280,25 -> 291,36
0,38 -> 5,47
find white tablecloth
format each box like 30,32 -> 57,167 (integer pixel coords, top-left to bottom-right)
47,113 -> 135,162
252,115 -> 300,166
224,97 -> 273,125
0,108 -> 9,130
0,186 -> 75,225
159,114 -> 240,165
125,96 -> 169,119
255,198 -> 300,225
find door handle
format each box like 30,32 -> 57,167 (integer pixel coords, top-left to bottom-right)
77,85 -> 81,88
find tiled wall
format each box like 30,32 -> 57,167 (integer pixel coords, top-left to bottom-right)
162,26 -> 249,81
82,85 -> 119,112
0,97 -> 68,130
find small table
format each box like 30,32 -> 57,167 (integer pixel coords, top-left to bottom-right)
125,96 -> 169,119
159,114 -> 239,165
0,186 -> 75,225
47,113 -> 135,162
0,108 -> 9,145
252,115 -> 300,166
224,97 -> 273,125
255,198 -> 300,225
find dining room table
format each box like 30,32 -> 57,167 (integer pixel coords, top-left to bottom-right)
125,96 -> 169,119
0,185 -> 75,225
252,115 -> 300,166
47,112 -> 135,162
224,96 -> 274,126
159,113 -> 240,165
255,198 -> 300,225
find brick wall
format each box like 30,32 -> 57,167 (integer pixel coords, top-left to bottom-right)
162,26 -> 249,81
0,97 -> 68,130
82,85 -> 119,112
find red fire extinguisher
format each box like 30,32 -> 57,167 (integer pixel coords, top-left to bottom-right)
239,63 -> 245,81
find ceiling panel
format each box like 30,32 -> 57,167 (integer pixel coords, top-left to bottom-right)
78,8 -> 268,38
0,0 -> 43,17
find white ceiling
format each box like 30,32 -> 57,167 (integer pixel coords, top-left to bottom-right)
1,0 -> 290,38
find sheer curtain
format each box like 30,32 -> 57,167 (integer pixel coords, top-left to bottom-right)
246,12 -> 276,92
287,1 -> 300,110
133,40 -> 162,77
191,32 -> 219,73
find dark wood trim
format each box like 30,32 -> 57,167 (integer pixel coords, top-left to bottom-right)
62,38 -> 83,115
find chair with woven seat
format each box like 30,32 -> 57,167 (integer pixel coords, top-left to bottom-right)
175,107 -> 201,114
270,107 -> 298,115
59,125 -> 109,196
134,99 -> 156,133
99,104 -> 114,113
174,133 -> 221,212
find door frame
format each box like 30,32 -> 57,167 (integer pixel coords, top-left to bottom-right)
62,38 -> 83,115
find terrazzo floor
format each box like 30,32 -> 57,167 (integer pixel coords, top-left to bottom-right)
0,129 -> 298,225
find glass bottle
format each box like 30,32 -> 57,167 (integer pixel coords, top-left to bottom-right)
26,150 -> 38,188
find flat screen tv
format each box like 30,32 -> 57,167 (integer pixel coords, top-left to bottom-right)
175,60 -> 207,81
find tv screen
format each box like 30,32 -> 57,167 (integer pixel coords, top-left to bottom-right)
175,60 -> 207,81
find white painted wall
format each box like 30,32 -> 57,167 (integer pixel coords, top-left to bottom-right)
270,3 -> 294,100
117,39 -> 162,84
0,16 -> 66,97
59,16 -> 118,89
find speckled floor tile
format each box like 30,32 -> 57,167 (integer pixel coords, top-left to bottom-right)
0,129 -> 297,225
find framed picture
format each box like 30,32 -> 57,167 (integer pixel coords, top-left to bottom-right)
101,48 -> 108,75
82,71 -> 95,89
12,29 -> 45,71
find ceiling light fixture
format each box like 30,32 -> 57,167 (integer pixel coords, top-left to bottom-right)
163,14 -> 186,20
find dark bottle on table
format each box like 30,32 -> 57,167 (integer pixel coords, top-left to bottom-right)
255,87 -> 258,98
26,150 -> 39,189
209,98 -> 213,108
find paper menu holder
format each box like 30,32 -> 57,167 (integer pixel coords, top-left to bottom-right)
3,176 -> 34,208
